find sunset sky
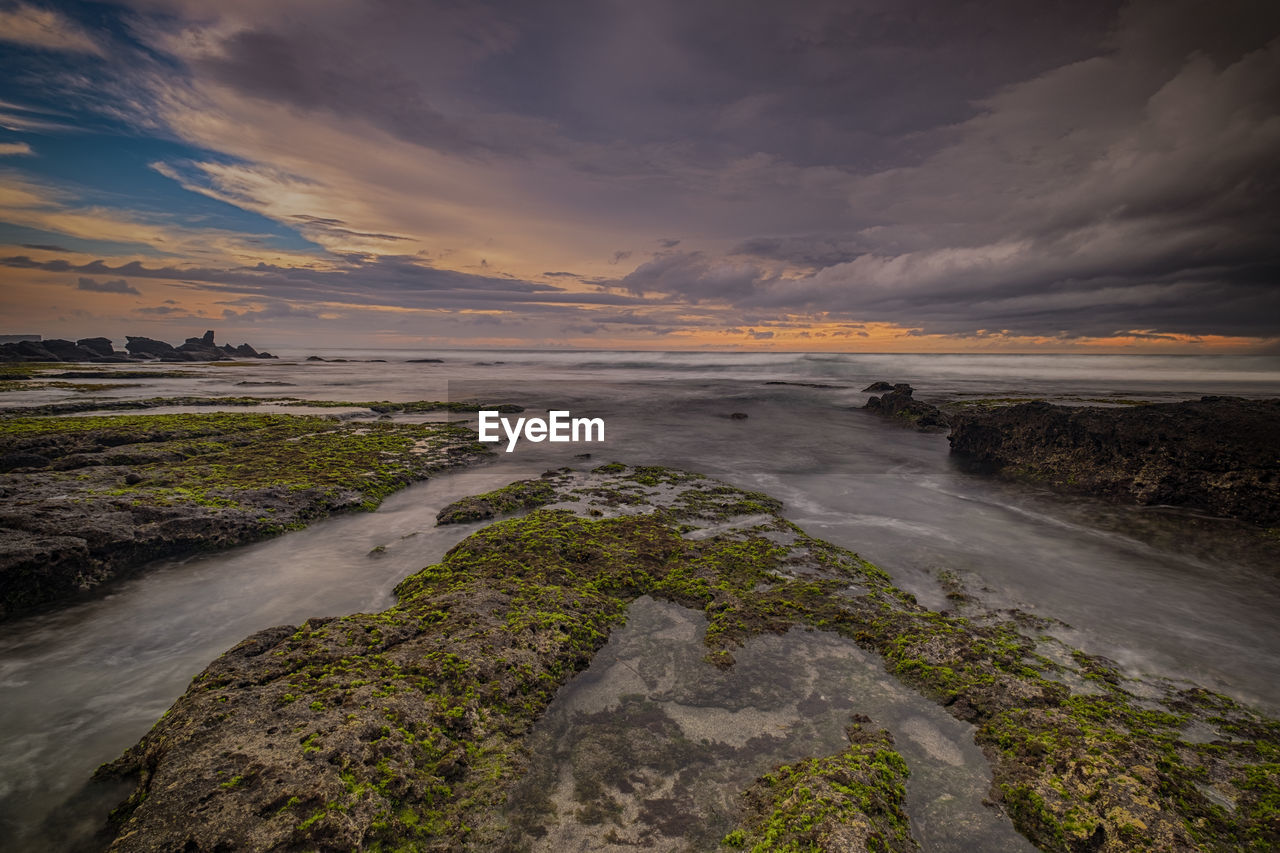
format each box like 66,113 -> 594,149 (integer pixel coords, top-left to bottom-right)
1,0 -> 1277,352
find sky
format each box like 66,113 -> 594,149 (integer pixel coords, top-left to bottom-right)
0,0 -> 1277,352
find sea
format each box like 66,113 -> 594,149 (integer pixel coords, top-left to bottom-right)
1,349 -> 1278,850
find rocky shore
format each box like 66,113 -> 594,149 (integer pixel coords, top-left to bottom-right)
862,382 -> 949,431
0,330 -> 276,362
948,396 -> 1280,527
0,412 -> 488,620
861,383 -> 1279,528
93,465 -> 1280,852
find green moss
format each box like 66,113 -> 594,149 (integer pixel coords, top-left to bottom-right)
220,774 -> 246,790
0,379 -> 141,393
0,363 -> 59,379
1,412 -> 484,509
0,412 -> 491,616
103,468 -> 1280,852
0,396 -> 520,418
726,724 -> 917,852
435,478 -> 559,524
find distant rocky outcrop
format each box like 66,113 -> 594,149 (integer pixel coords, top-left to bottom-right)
76,337 -> 122,359
124,336 -> 182,360
0,330 -> 276,363
948,397 -> 1280,526
39,339 -> 101,361
4,339 -> 60,361
863,383 -> 949,431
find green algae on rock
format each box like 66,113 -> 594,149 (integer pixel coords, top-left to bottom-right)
0,412 -> 488,619
0,396 -> 524,418
0,379 -> 141,393
435,477 -> 559,524
95,465 -> 1280,852
725,722 -> 918,852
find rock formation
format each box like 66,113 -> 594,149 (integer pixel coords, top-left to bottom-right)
948,396 -> 1280,526
0,330 -> 278,362
863,383 -> 949,430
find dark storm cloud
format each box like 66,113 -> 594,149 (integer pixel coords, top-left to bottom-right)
193,0 -> 1275,339
729,237 -> 866,270
76,276 -> 139,294
170,0 -> 1125,168
4,254 -> 645,310
587,0 -> 1280,340
620,252 -> 775,302
191,23 -> 497,156
13,0 -> 1279,342
451,0 -> 1125,166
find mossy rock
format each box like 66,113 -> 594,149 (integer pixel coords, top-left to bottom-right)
95,466 -> 1280,852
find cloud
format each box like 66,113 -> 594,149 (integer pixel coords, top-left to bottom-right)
76,276 -> 141,294
286,214 -> 410,243
730,236 -> 865,270
2,0 -> 1277,348
0,171 -> 325,265
0,4 -> 106,56
620,252 -> 774,302
2,253 -> 648,313
0,142 -> 33,156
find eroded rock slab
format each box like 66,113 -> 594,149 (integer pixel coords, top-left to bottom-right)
0,412 -> 487,619
948,396 -> 1280,526
96,465 -> 1280,852
864,383 -> 950,431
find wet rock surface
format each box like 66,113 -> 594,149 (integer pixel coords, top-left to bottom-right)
948,396 -> 1280,526
864,383 -> 950,431
732,722 -> 919,852
94,465 -> 1280,852
0,413 -> 488,620
501,596 -> 1029,853
435,478 -> 557,524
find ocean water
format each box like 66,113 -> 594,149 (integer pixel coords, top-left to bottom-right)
1,350 -> 1278,850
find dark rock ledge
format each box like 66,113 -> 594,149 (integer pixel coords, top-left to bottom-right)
92,465 -> 1280,852
860,382 -> 1279,528
948,396 -> 1280,527
862,382 -> 950,431
0,412 -> 489,620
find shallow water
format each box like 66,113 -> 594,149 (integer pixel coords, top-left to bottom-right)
500,596 -> 1034,852
0,462 -> 548,849
2,350 -> 1278,849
